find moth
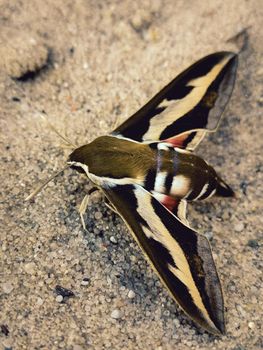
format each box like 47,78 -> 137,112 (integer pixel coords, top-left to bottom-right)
27,51 -> 238,335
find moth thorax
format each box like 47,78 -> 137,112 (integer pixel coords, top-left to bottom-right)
69,136 -> 155,180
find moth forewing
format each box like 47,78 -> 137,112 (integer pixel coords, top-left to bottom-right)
112,52 -> 238,148
102,184 -> 225,335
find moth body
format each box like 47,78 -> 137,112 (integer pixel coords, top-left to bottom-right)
69,135 -> 233,202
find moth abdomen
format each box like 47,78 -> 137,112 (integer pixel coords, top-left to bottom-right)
144,142 -> 233,203
215,177 -> 235,198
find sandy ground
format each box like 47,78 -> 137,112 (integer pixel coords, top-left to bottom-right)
0,1 -> 262,349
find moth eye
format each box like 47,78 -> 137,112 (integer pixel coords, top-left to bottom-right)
70,165 -> 86,174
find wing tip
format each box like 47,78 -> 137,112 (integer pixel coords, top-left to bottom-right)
209,50 -> 238,59
206,51 -> 238,71
216,181 -> 235,198
198,317 -> 225,336
210,321 -> 226,336
226,51 -> 238,71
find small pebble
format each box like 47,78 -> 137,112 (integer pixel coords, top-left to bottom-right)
229,284 -> 236,292
163,310 -> 170,317
234,222 -> 244,232
110,236 -> 118,244
36,297 -> 44,306
221,211 -> 230,220
111,309 -> 122,319
130,255 -> 137,263
173,318 -> 180,328
127,290 -> 136,299
248,321 -> 255,329
80,277 -> 90,286
247,239 -> 259,249
56,295 -> 64,303
24,262 -> 36,274
55,285 -> 75,298
94,211 -> 103,220
1,282 -> 13,294
83,62 -> 89,70
1,324 -> 9,336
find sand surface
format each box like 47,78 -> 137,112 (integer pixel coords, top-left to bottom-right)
0,1 -> 262,349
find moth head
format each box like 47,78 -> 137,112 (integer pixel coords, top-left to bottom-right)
67,143 -> 93,174
67,136 -> 117,176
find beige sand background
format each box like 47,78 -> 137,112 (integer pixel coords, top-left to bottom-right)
0,1 -> 262,349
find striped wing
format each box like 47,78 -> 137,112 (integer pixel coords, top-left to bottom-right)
102,184 -> 225,335
112,52 -> 238,150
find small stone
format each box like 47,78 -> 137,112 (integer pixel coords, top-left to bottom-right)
229,284 -> 236,292
130,255 -> 137,263
173,318 -> 180,328
1,324 -> 9,336
81,277 -> 90,286
248,321 -> 255,329
24,262 -> 36,274
111,309 -> 122,319
36,297 -> 44,306
94,211 -> 103,220
234,222 -> 244,232
221,211 -> 229,220
55,285 -> 75,298
247,239 -> 259,249
110,236 -> 118,244
1,282 -> 14,294
163,309 -> 170,317
56,295 -> 64,303
127,290 -> 136,299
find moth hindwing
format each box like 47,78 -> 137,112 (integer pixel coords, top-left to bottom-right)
30,51 -> 238,335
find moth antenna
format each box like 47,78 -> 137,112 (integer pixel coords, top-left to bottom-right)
25,165 -> 70,201
39,112 -> 77,148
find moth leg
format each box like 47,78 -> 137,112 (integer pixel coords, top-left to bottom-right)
79,195 -> 89,230
78,187 -> 99,230
104,199 -> 118,214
